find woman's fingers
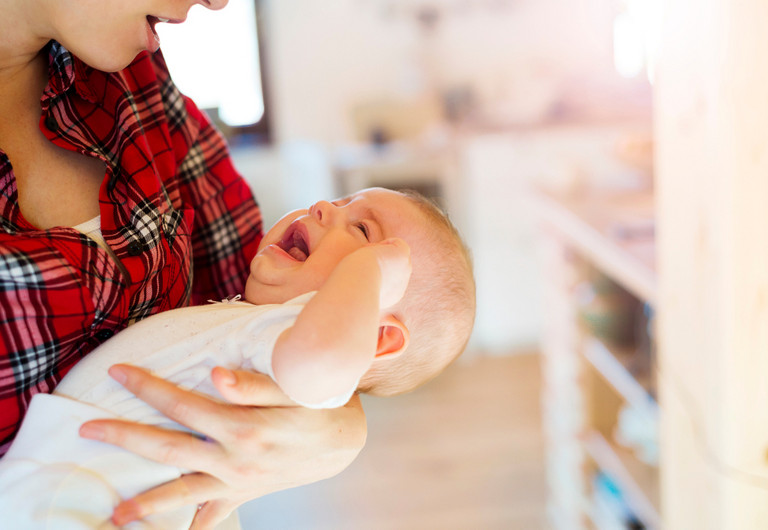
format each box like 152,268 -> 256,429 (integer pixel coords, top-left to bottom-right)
107,364 -> 247,436
190,499 -> 238,530
211,366 -> 294,406
112,473 -> 226,526
79,418 -> 222,473
89,364 -> 368,527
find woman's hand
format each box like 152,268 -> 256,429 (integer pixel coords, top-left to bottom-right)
79,364 -> 367,529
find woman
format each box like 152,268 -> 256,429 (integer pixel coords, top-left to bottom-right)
0,0 -> 366,528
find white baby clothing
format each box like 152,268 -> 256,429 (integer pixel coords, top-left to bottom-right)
0,293 -> 357,529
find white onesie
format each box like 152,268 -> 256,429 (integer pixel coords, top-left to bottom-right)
0,293 -> 357,529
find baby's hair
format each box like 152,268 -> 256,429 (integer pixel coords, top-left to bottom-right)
359,190 -> 476,397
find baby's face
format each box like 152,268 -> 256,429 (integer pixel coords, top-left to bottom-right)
245,188 -> 427,305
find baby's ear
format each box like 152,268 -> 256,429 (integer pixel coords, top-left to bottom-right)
375,314 -> 410,360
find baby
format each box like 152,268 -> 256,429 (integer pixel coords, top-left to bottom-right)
0,187 -> 476,529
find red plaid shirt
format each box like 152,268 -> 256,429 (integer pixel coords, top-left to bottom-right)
0,42 -> 263,454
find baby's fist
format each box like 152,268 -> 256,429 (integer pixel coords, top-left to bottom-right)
370,238 -> 412,308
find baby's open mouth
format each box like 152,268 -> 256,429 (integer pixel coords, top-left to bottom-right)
278,225 -> 310,262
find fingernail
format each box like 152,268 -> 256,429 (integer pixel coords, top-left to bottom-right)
218,367 -> 237,386
112,500 -> 140,525
79,423 -> 105,441
108,365 -> 128,385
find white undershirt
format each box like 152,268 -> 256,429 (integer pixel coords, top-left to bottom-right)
72,215 -> 107,250
72,215 -> 124,273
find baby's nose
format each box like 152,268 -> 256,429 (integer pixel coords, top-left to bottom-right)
309,200 -> 336,224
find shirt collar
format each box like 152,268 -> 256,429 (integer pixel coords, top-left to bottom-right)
42,40 -> 97,105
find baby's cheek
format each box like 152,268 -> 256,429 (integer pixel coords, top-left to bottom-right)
243,277 -> 260,304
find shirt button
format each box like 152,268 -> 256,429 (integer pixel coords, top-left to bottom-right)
44,114 -> 59,132
95,329 -> 114,341
127,241 -> 145,256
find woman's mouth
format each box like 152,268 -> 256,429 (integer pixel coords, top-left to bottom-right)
146,15 -> 182,51
145,16 -> 163,51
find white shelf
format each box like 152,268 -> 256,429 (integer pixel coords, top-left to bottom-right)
536,185 -> 660,530
534,189 -> 656,305
583,430 -> 661,530
582,337 -> 658,420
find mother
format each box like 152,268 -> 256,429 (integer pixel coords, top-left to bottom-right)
0,0 -> 366,527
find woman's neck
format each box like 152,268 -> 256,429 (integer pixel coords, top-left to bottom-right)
0,45 -> 48,147
0,0 -> 51,137
0,0 -> 51,77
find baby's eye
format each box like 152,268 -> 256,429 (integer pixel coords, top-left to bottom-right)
356,222 -> 370,240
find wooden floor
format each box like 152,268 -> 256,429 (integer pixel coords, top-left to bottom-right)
238,353 -> 548,530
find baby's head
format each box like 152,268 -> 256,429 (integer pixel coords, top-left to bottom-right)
356,191 -> 476,397
245,187 -> 476,396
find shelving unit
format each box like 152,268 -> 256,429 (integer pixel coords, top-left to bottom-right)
582,338 -> 657,420
534,185 -> 658,529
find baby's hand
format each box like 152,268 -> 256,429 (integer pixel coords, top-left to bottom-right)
368,238 -> 412,308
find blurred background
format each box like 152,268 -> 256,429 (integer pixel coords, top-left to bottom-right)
158,0 -> 768,529
159,0 -> 654,358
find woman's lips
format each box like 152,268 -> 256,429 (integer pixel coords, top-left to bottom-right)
145,16 -> 162,52
145,15 -> 184,52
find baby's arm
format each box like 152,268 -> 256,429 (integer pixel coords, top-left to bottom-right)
272,238 -> 411,406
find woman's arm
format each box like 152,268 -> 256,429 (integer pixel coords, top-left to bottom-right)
0,237 -> 127,454
81,365 -> 366,529
148,49 -> 263,304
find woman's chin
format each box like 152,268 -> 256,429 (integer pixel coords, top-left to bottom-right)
75,47 -> 144,73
